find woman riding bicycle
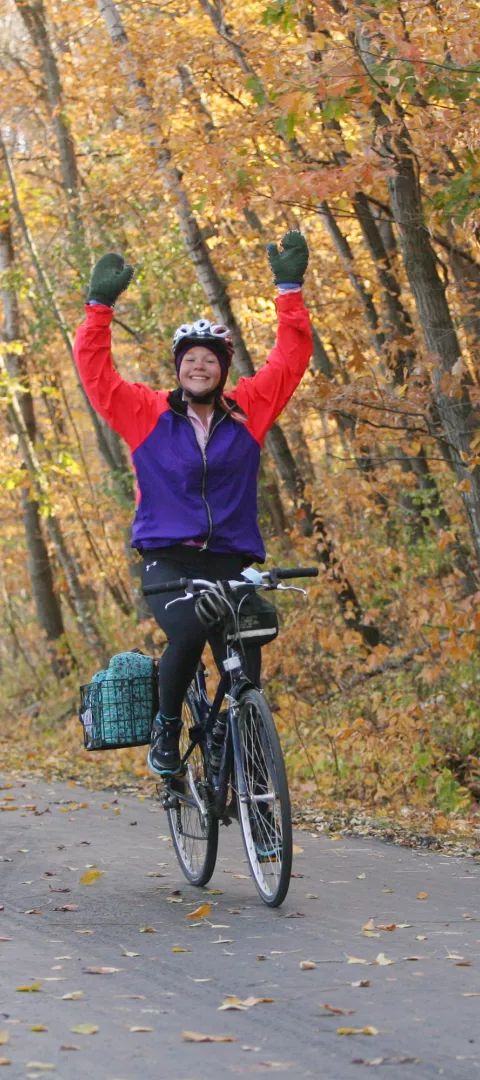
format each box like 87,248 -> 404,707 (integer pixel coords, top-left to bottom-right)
74,231 -> 312,778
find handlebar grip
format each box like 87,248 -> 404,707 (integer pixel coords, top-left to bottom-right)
143,576 -> 189,596
273,567 -> 319,580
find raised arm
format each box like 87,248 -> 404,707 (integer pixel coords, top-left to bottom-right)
73,255 -> 164,451
230,232 -> 312,444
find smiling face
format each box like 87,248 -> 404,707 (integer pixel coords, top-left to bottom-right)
178,346 -> 222,397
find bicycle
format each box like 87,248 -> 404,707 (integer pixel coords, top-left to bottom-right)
143,565 -> 318,907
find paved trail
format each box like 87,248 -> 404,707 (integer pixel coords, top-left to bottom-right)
1,775 -> 479,1079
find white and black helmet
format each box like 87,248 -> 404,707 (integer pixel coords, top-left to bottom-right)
172,318 -> 234,360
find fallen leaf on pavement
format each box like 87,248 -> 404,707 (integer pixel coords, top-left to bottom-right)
351,980 -> 370,988
374,953 -> 395,966
80,868 -> 103,886
186,903 -> 212,921
346,956 -> 370,966
292,844 -> 304,854
182,1031 -> 238,1043
71,1024 -> 99,1035
337,1026 -> 378,1036
25,1063 -> 55,1071
61,992 -> 84,1000
54,905 -> 79,912
0,1036 -> 8,1047
352,1057 -> 418,1066
362,918 -> 376,933
16,982 -> 42,992
321,1004 -> 355,1016
299,960 -> 316,970
139,927 -> 157,933
416,891 -> 429,900
0,1058 -> 11,1066
120,947 -> 140,957
172,946 -> 191,953
129,1026 -> 153,1033
218,998 -> 246,1012
31,1025 -> 48,1032
218,996 -> 273,1011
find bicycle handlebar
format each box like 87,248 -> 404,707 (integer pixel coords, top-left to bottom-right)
271,567 -> 318,581
142,566 -> 318,597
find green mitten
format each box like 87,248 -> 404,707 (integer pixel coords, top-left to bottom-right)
266,230 -> 309,286
87,253 -> 134,306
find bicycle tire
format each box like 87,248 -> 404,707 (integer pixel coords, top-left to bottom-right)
234,688 -> 292,906
166,691 -> 218,887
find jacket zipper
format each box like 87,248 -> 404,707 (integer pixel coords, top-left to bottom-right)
170,402 -> 229,551
199,411 -> 228,549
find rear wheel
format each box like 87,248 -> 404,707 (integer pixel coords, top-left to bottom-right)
165,691 -> 218,886
234,689 -> 292,906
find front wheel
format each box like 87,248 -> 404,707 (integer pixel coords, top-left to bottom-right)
165,691 -> 218,887
234,689 -> 292,906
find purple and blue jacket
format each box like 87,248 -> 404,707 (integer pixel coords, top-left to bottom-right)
74,292 -> 312,562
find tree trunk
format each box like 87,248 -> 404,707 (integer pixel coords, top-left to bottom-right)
12,0 -> 132,492
0,199 -> 68,669
353,14 -> 480,571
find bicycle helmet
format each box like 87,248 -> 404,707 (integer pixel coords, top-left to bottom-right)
195,590 -> 232,629
173,319 -> 234,359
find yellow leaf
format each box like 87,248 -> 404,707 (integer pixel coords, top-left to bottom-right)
337,1026 -> 378,1036
80,868 -> 103,886
362,918 -> 376,933
71,1024 -> 99,1035
416,891 -> 429,900
172,946 -> 192,953
30,1025 -> 48,1032
16,982 -> 42,992
186,902 -> 212,921
218,995 -> 273,1011
0,1035 -> 8,1047
292,844 -> 304,855
218,996 -> 248,1012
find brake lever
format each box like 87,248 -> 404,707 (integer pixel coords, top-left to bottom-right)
276,584 -> 307,596
165,592 -> 193,610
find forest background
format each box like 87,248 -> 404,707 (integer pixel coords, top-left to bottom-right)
1,0 -> 480,837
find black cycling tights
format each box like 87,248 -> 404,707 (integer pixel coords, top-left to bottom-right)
141,547 -> 261,719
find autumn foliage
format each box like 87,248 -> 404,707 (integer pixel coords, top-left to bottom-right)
1,0 -> 480,822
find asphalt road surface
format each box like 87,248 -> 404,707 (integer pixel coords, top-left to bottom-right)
1,775 -> 480,1080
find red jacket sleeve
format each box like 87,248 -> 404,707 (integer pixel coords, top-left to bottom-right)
73,304 -> 167,452
229,291 -> 312,444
